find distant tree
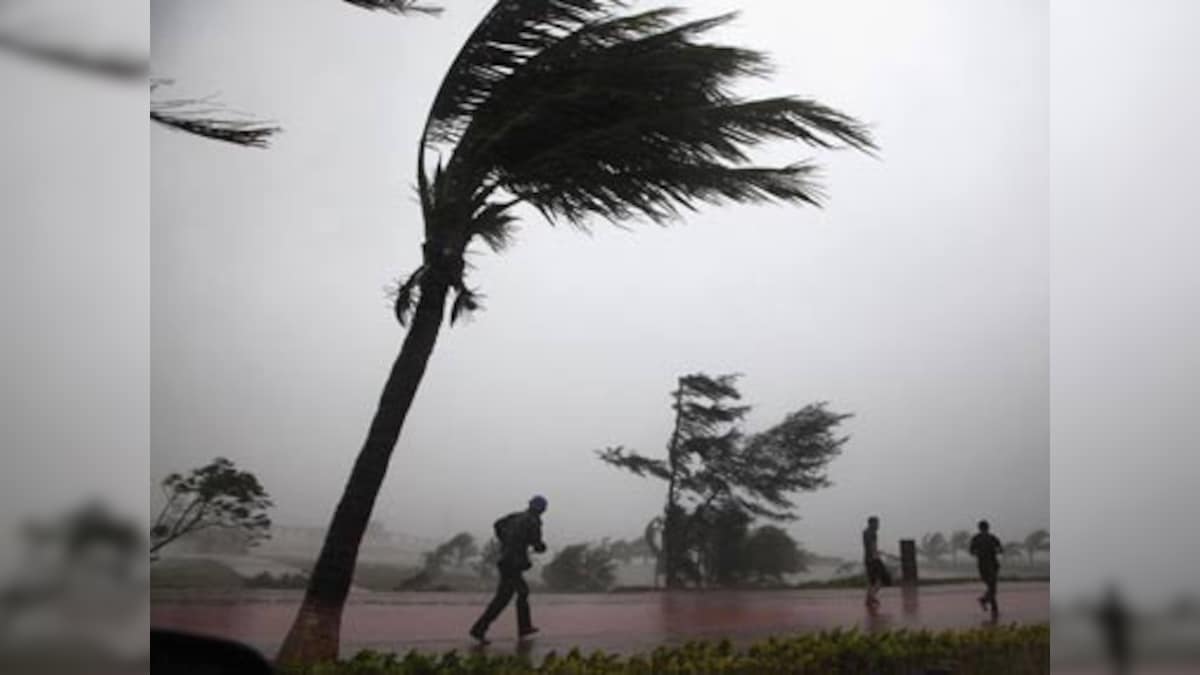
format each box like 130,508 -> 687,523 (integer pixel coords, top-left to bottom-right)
541,544 -> 616,592
1,502 -> 147,640
421,531 -> 478,573
835,560 -> 862,577
599,374 -> 745,587
629,532 -> 654,565
1003,542 -> 1025,564
743,525 -> 807,584
151,458 -> 272,559
182,527 -> 257,555
918,532 -> 950,564
472,538 -> 501,580
605,539 -> 634,564
949,530 -> 971,565
246,572 -> 309,589
599,374 -> 850,587
1024,529 -> 1050,565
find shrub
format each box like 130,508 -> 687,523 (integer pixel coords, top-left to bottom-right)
245,571 -> 308,589
541,544 -> 616,592
283,624 -> 1049,675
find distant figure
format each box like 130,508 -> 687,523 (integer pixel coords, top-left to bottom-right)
1096,584 -> 1131,675
968,520 -> 1003,619
469,496 -> 548,644
862,516 -> 890,608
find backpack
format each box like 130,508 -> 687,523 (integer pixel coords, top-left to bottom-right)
493,512 -> 522,546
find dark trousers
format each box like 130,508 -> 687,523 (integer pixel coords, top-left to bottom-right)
979,563 -> 999,610
472,566 -> 532,635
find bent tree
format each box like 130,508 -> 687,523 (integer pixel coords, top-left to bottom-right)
278,1 -> 875,663
598,373 -> 851,587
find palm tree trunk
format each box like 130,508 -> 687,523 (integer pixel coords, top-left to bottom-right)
276,272 -> 450,665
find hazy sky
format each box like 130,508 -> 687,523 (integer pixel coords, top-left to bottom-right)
151,0 -> 1048,560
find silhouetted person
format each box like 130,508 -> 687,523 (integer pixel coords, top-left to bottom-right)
1096,585 -> 1131,675
968,520 -> 1002,619
470,496 -> 548,644
862,516 -> 890,608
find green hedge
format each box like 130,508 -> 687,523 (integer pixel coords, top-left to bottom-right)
286,625 -> 1048,675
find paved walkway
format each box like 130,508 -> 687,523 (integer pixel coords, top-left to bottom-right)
151,582 -> 1049,661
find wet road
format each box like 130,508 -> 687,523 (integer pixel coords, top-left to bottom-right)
151,582 -> 1049,660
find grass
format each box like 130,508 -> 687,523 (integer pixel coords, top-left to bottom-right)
284,624 -> 1050,675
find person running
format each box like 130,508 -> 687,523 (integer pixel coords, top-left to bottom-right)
469,495 -> 548,644
968,520 -> 1003,619
862,516 -> 890,608
1096,584 -> 1131,675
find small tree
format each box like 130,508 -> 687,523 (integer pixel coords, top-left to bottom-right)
949,530 -> 971,565
918,532 -> 949,564
421,531 -> 478,574
598,374 -> 850,587
743,525 -> 807,584
541,544 -> 616,592
1,502 -> 145,633
151,458 -> 272,559
1024,529 -> 1049,565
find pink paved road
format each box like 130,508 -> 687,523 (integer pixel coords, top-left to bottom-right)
152,582 -> 1049,661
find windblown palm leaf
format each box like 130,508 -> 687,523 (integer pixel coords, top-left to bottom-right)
341,0 -> 442,15
151,81 -> 281,149
415,2 -> 875,322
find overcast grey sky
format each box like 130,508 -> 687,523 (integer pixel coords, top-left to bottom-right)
151,0 -> 1048,560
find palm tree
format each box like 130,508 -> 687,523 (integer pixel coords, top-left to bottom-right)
949,529 -> 971,566
1024,529 -> 1049,565
276,1 -> 875,663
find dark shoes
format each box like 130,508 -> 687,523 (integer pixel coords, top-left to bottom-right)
469,628 -> 490,645
519,627 -> 540,639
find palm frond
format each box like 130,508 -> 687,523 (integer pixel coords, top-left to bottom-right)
425,0 -> 619,145
151,89 -> 281,149
341,0 -> 443,16
423,3 -> 875,234
449,286 -> 483,324
469,202 -> 521,253
386,267 -> 427,326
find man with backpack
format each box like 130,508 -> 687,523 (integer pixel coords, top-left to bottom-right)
862,515 -> 892,609
969,519 -> 1004,619
469,495 -> 548,644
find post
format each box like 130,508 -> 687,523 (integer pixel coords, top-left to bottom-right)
900,539 -> 918,586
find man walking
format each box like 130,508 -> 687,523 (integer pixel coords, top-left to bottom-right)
969,519 -> 1003,619
470,496 -> 548,644
862,516 -> 890,608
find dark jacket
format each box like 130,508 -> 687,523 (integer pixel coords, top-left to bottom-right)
969,532 -> 1003,569
494,510 -> 545,572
